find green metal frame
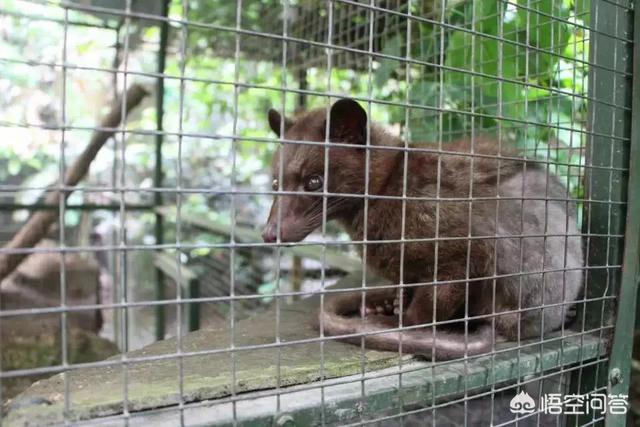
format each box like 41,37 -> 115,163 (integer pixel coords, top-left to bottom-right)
570,0 -> 640,425
605,1 -> 640,426
569,1 -> 636,424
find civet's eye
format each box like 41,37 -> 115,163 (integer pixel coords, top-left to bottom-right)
304,175 -> 323,192
272,179 -> 279,191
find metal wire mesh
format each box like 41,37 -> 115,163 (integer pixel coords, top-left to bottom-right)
0,0 -> 635,425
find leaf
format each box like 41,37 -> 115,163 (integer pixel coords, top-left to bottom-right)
573,0 -> 590,26
257,280 -> 278,303
8,159 -> 21,176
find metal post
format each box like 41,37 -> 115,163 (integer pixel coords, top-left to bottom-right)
604,0 -> 640,424
570,1 -> 633,424
154,0 -> 170,342
187,278 -> 200,332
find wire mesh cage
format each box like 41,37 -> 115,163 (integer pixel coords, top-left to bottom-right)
1,0 -> 639,426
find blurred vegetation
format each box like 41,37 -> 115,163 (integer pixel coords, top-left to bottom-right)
1,0 -> 589,253
375,0 -> 588,203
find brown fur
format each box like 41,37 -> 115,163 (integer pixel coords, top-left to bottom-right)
262,99 -> 583,360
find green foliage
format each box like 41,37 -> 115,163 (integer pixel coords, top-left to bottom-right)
380,0 -> 589,200
2,0 -> 590,231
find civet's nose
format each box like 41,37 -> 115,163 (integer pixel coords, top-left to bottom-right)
262,224 -> 277,243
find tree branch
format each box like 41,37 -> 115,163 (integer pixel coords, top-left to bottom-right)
0,84 -> 149,281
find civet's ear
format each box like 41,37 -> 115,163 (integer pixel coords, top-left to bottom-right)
268,109 -> 293,137
328,98 -> 368,144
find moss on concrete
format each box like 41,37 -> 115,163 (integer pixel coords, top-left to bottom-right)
3,273 -> 404,425
1,321 -> 118,401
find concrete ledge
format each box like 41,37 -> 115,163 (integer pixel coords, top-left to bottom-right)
3,272 -> 606,426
